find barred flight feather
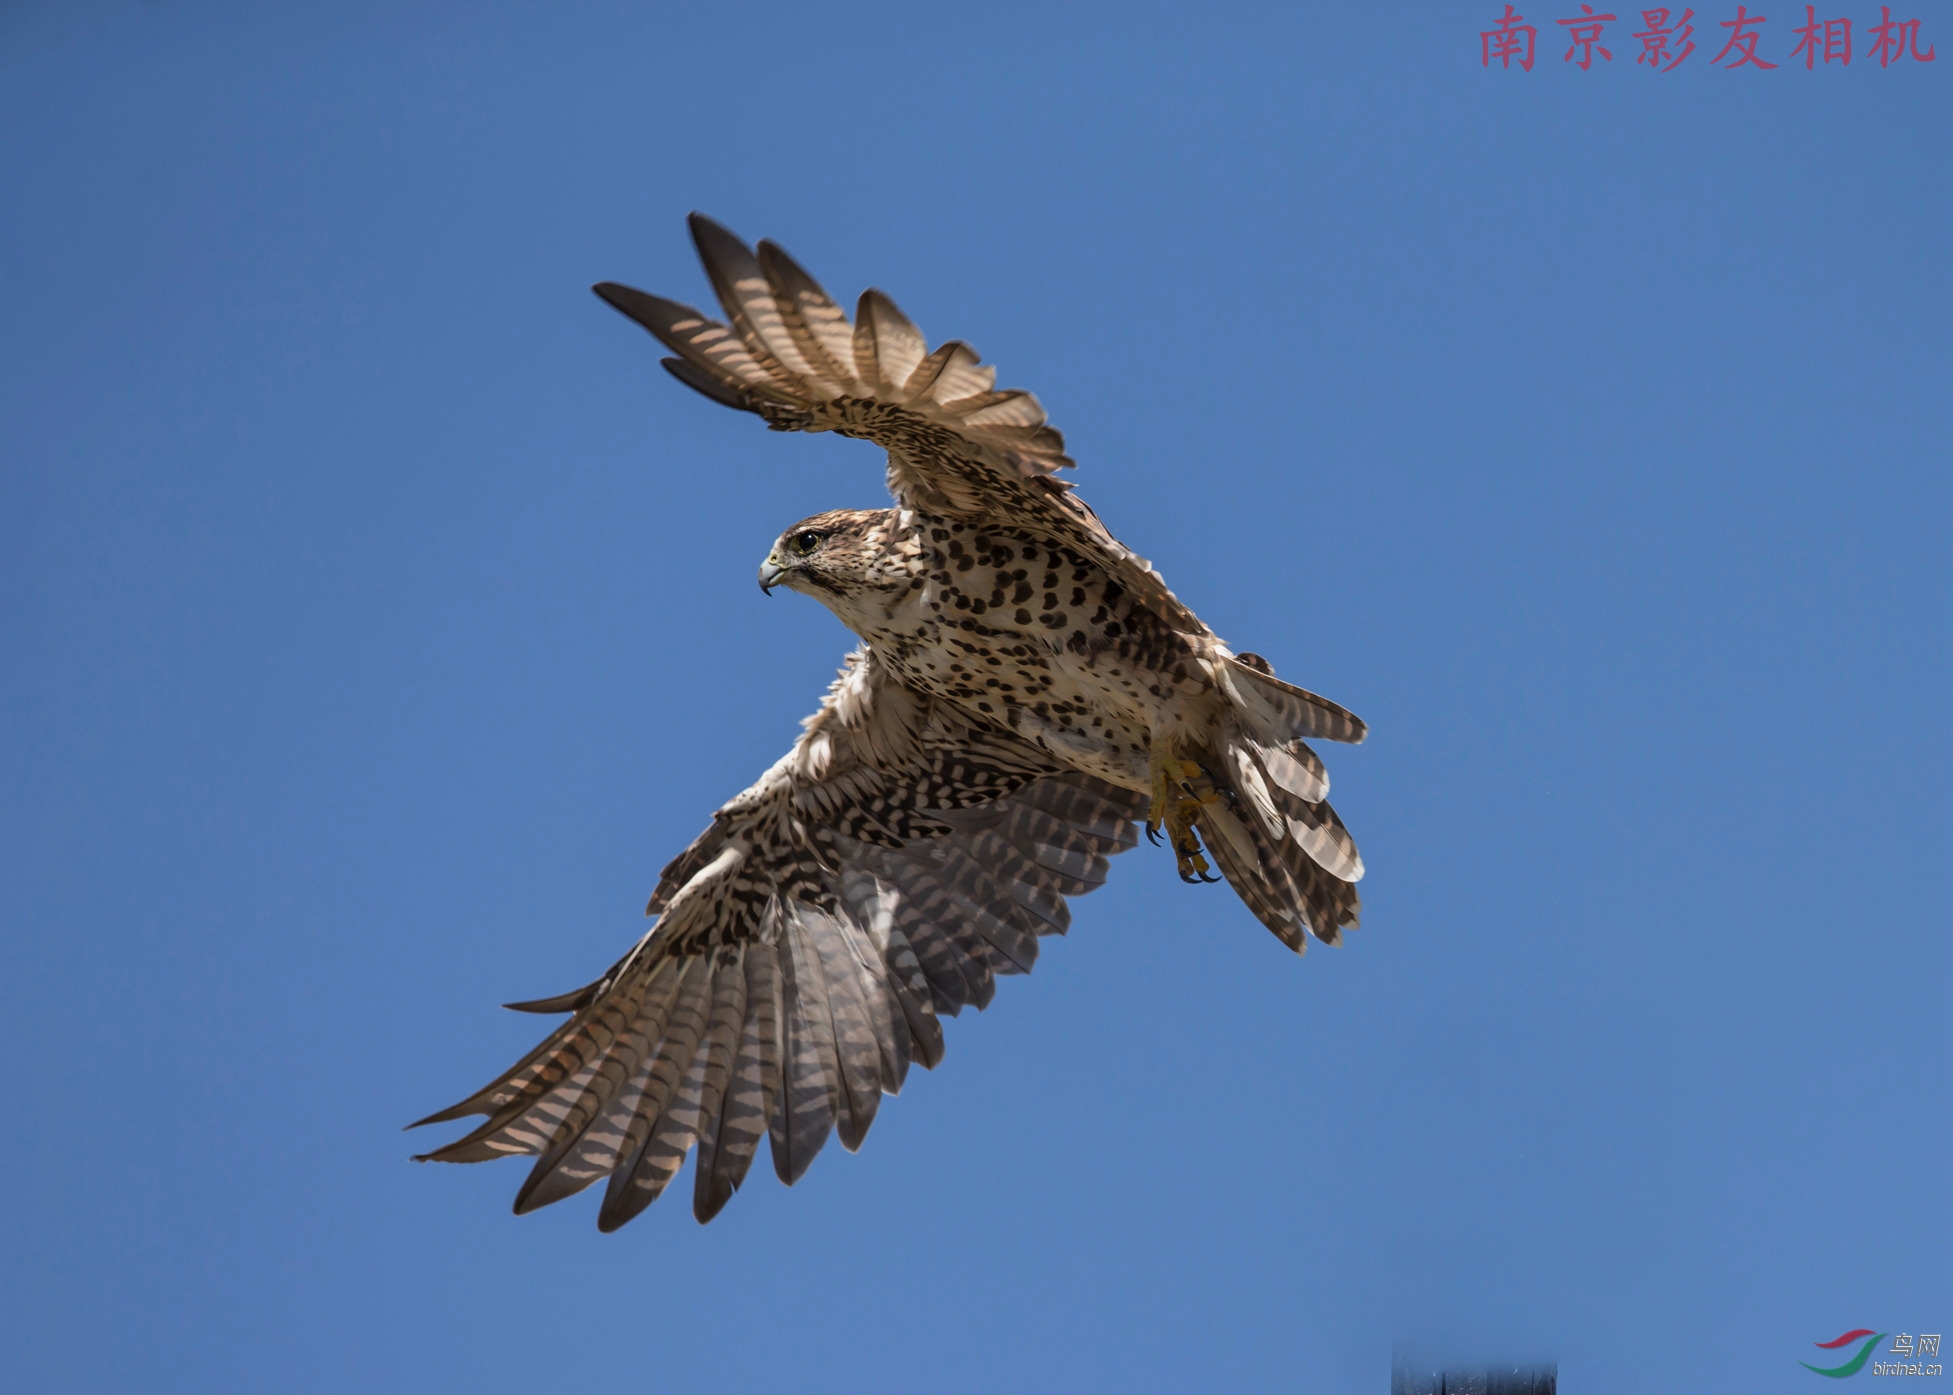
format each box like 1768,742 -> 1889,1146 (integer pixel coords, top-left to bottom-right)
956,830 -> 1072,929
687,213 -> 835,395
799,904 -> 885,1152
868,853 -> 1005,1006
913,342 -> 996,407
884,845 -> 1040,977
598,955 -> 712,1227
505,974 -> 681,1203
685,948 -> 750,1213
756,240 -> 863,392
523,966 -> 694,1205
592,284 -> 781,399
855,289 -> 927,400
773,902 -> 841,1184
713,942 -> 784,1208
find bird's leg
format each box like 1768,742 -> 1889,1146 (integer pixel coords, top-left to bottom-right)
1145,747 -> 1174,846
1164,797 -> 1220,884
1145,738 -> 1189,843
1146,742 -> 1224,883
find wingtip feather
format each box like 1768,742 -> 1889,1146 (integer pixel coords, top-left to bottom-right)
406,1101 -> 478,1130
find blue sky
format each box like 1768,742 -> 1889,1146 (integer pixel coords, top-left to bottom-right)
1,3 -> 1946,1391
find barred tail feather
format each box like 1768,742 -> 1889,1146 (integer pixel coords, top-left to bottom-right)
1201,795 -> 1361,952
1220,656 -> 1367,746
1205,726 -> 1364,950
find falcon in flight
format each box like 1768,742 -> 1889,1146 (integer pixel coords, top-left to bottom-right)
413,215 -> 1367,1229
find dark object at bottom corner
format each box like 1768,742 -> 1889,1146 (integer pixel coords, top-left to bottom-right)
1390,1360 -> 1557,1395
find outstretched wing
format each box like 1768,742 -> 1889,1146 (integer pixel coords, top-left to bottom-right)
412,650 -> 1144,1230
594,213 -> 1209,637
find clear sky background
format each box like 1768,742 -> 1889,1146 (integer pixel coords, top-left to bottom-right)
2,3 -> 1946,1392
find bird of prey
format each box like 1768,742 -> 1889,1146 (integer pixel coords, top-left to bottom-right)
412,215 -> 1367,1230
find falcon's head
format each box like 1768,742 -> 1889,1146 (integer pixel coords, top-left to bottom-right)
757,509 -> 908,611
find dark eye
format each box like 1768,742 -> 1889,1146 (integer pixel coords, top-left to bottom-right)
788,530 -> 823,556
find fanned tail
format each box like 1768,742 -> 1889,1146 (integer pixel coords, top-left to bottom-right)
1195,654 -> 1365,950
1198,784 -> 1362,952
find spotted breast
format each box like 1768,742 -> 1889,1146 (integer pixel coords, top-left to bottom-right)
845,513 -> 1218,791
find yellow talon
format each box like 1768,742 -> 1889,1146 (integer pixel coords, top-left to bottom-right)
1147,746 -> 1225,883
1147,762 -> 1173,829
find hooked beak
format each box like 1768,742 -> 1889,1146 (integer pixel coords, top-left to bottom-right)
757,556 -> 787,594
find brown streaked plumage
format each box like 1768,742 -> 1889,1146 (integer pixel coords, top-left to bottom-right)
412,214 -> 1368,1229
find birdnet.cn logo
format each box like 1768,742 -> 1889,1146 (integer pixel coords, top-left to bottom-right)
1802,1330 -> 1943,1379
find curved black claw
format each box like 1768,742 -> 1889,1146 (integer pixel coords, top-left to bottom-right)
1178,867 -> 1202,884
1196,869 -> 1222,883
1202,768 -> 1241,810
1145,824 -> 1163,846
